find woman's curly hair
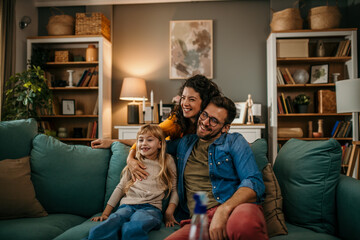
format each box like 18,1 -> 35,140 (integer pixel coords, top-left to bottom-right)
172,74 -> 221,134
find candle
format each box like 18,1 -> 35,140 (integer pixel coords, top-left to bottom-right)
160,100 -> 163,116
150,90 -> 154,107
142,96 -> 146,111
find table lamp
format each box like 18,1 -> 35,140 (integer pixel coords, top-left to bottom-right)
120,77 -> 147,124
336,78 -> 360,179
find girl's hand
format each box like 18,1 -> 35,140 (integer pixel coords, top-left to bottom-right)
91,215 -> 109,222
91,139 -> 114,149
128,157 -> 149,181
164,212 -> 179,227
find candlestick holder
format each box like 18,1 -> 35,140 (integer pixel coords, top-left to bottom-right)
142,111 -> 146,124
151,106 -> 154,123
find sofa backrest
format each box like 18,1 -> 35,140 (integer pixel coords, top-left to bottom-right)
30,134 -> 111,218
0,118 -> 38,160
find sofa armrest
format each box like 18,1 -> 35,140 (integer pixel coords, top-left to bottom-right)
336,174 -> 360,240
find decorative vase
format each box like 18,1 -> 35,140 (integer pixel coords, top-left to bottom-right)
293,69 -> 309,84
86,45 -> 98,62
316,40 -> 325,57
296,104 -> 308,113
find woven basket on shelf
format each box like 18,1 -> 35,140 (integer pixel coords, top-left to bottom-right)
46,8 -> 74,36
270,8 -> 303,32
75,13 -> 111,40
308,6 -> 341,30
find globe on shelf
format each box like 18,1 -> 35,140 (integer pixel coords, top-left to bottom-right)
293,69 -> 309,84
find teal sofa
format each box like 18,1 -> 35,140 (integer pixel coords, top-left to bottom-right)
0,119 -> 360,240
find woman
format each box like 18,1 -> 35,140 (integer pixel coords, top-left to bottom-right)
91,74 -> 221,180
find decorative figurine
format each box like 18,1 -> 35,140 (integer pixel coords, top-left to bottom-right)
246,94 -> 254,125
66,70 -> 74,87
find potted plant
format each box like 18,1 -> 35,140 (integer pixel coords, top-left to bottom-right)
293,94 -> 310,113
2,65 -> 53,121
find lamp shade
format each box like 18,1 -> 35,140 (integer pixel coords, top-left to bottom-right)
336,79 -> 360,113
120,77 -> 147,101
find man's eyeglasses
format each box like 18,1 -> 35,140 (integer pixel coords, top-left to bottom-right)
199,111 -> 224,127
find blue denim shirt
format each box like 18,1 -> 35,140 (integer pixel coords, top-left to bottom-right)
168,132 -> 265,216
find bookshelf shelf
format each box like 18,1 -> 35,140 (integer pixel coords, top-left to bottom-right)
49,87 -> 99,90
46,61 -> 98,65
267,29 -> 358,163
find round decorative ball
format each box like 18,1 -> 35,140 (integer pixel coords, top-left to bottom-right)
293,69 -> 309,84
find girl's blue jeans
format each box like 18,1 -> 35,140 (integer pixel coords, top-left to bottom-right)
87,203 -> 162,240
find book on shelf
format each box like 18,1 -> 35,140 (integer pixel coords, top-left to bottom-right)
284,68 -> 295,84
277,67 -> 285,85
86,121 -> 94,138
332,120 -> 344,137
88,66 -> 99,87
280,68 -> 293,85
342,144 -> 352,166
77,69 -> 89,87
335,40 -> 351,57
80,67 -> 94,87
277,96 -> 284,114
317,90 -> 336,113
286,96 -> 295,113
344,121 -> 352,137
331,120 -> 340,136
280,93 -> 289,114
336,121 -> 348,138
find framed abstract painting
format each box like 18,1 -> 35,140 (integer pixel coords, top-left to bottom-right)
169,20 -> 213,79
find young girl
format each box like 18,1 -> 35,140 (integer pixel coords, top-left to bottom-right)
87,125 -> 179,240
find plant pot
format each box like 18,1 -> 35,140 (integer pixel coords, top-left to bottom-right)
296,104 -> 308,113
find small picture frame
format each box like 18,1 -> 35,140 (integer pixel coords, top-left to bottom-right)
158,104 -> 174,123
232,102 -> 247,124
310,64 -> 329,84
61,99 -> 75,115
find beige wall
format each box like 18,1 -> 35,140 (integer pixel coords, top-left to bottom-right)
111,1 -> 270,138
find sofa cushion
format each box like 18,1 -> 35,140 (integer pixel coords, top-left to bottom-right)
104,142 -> 130,207
250,139 -> 287,237
0,213 -> 86,240
30,134 -> 111,217
0,118 -> 38,161
0,156 -> 47,219
273,138 -> 341,235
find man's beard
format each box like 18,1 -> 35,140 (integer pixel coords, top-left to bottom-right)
197,123 -> 224,141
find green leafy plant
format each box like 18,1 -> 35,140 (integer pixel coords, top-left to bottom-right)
293,94 -> 310,105
2,65 -> 53,120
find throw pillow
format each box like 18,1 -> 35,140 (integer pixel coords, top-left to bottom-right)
250,139 -> 288,237
0,156 -> 48,219
0,118 -> 38,161
104,142 -> 130,207
273,138 -> 342,235
30,134 -> 111,218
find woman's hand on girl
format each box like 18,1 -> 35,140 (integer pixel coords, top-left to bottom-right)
91,139 -> 114,149
127,156 -> 149,181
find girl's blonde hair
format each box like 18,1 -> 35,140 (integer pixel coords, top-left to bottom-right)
122,124 -> 174,198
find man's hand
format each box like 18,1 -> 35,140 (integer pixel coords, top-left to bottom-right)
91,139 -> 114,149
127,156 -> 149,181
209,205 -> 231,240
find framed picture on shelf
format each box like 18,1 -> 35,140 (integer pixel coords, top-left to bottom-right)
169,20 -> 213,79
310,64 -> 329,84
61,99 -> 75,115
158,104 -> 174,123
232,102 -> 247,124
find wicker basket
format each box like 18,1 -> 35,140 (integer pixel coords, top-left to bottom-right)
308,6 -> 341,30
55,51 -> 69,62
270,8 -> 303,32
75,13 -> 110,40
47,8 -> 74,36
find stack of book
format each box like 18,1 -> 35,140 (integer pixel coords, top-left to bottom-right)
77,66 -> 99,87
277,67 -> 295,85
335,40 -> 351,57
331,120 -> 352,138
277,93 -> 295,114
341,143 -> 353,167
86,121 -> 98,139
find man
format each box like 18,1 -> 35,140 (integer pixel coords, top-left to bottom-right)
166,96 -> 268,240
